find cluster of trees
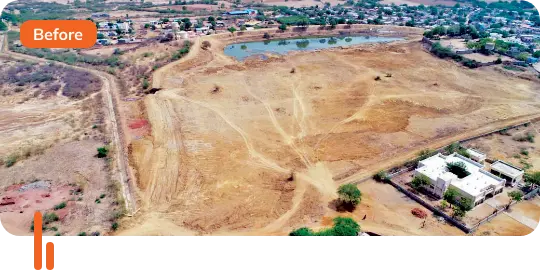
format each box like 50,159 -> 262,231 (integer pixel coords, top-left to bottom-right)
430,42 -> 480,68
444,142 -> 470,158
289,217 -> 360,236
443,188 -> 473,218
424,24 -> 487,40
447,161 -> 470,178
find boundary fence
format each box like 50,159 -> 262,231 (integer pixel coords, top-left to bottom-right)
367,118 -> 540,234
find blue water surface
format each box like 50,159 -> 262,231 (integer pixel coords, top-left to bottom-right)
224,35 -> 403,61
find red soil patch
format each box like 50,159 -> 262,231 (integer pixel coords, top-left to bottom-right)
129,119 -> 149,129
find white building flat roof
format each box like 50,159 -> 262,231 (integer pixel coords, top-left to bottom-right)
416,153 -> 504,198
491,161 -> 524,178
466,148 -> 486,159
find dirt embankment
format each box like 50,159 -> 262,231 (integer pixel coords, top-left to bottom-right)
124,28 -> 540,236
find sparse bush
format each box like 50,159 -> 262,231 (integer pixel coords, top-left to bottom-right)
374,76 -> 381,81
97,147 -> 108,158
112,222 -> 119,231
100,194 -> 106,199
201,40 -> 211,50
520,149 -> 529,156
513,132 -> 535,143
508,190 -> 523,202
54,202 -> 66,210
78,232 -> 87,236
43,212 -> 59,224
5,155 -> 17,167
374,171 -> 390,183
142,78 -> 150,90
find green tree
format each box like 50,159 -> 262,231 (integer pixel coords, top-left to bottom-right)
279,24 -> 287,31
227,27 -> 237,34
508,190 -> 523,202
0,21 -> 7,31
97,147 -> 108,158
411,174 -> 430,190
447,161 -> 470,178
289,227 -> 313,236
337,184 -> 362,207
443,187 -> 459,204
516,52 -> 529,61
524,171 -> 540,189
331,217 -> 360,236
457,197 -> 473,212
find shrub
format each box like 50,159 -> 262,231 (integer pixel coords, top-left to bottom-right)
111,222 -> 119,231
142,78 -> 150,90
439,200 -> 449,210
97,147 -> 108,158
417,149 -> 435,160
447,161 -> 470,178
411,174 -> 430,190
78,232 -> 87,236
520,149 -> 529,156
374,76 -> 381,81
278,24 -> 287,31
263,32 -> 270,39
201,40 -> 211,50
374,171 -> 390,182
289,227 -> 312,236
337,184 -> 362,207
508,190 -> 523,202
43,212 -> 59,224
100,194 -> 106,199
5,155 -> 17,167
289,217 -> 360,236
54,202 -> 66,210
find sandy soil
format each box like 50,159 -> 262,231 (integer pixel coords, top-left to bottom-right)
465,53 -> 513,63
83,44 -> 139,57
463,124 -> 540,171
327,180 -> 464,236
473,213 -> 534,236
120,24 -> 540,236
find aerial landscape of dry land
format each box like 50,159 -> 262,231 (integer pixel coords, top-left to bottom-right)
121,26 -> 540,235
0,55 -> 124,236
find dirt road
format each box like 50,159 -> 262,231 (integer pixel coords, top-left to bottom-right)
125,31 -> 540,235
0,48 -> 137,216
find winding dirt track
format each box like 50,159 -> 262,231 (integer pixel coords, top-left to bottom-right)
0,37 -> 137,216
127,28 -> 540,235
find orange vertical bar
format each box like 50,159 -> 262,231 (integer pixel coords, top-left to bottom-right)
46,242 -> 54,270
34,212 -> 42,270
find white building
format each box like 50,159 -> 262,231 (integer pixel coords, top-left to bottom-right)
489,161 -> 524,187
415,153 -> 505,207
466,148 -> 486,163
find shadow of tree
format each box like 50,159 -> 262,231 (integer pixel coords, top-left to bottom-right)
328,199 -> 356,213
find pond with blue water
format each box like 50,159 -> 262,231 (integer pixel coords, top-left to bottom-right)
224,35 -> 403,61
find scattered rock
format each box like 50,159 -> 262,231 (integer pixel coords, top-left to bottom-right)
19,180 -> 51,192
